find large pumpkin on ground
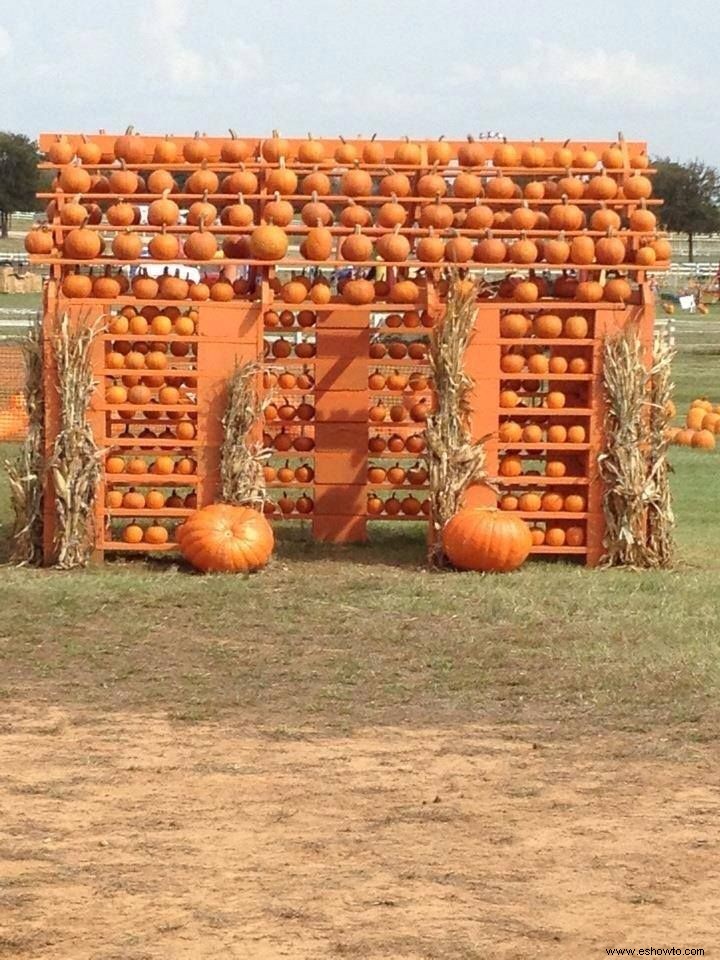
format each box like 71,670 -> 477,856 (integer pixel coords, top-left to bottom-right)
442,507 -> 532,572
178,504 -> 274,573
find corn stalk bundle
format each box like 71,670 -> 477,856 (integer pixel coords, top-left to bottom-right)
598,322 -> 675,568
646,331 -> 675,566
426,281 -> 491,567
49,314 -> 103,569
3,323 -> 45,564
220,360 -> 269,507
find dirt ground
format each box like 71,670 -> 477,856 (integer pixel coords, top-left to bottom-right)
0,706 -> 717,960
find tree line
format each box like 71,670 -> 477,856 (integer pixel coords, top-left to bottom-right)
1,130 -> 719,258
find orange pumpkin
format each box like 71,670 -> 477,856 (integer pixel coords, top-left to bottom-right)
178,504 -> 274,572
442,508 -> 533,572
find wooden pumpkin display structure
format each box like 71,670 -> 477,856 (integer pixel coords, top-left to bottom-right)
31,131 -> 665,565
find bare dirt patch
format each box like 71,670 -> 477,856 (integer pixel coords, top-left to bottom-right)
1,705 -> 717,959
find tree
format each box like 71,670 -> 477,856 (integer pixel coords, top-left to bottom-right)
652,158 -> 720,261
0,132 -> 41,238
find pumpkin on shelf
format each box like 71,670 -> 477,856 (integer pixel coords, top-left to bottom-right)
177,504 -> 274,573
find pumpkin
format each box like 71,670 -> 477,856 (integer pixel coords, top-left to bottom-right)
186,163 -> 219,195
300,191 -> 333,227
393,137 -> 421,165
543,234 -> 570,265
491,139 -> 518,167
509,202 -> 537,231
266,157 -> 298,195
48,134 -> 75,164
182,222 -> 217,261
601,143 -> 625,169
64,226 -> 102,260
210,278 -> 235,301
474,231 -> 506,264
563,314 -> 589,338
362,134 -> 386,164
590,204 -> 622,232
59,164 -> 92,194
587,171 -> 618,201
651,238 -> 672,262
521,141 -> 546,168
443,235 -> 473,264
149,135 -> 177,164
595,232 -> 626,265
93,267 -> 121,299
302,223 -> 333,261
250,224 -> 288,261
262,130 -> 291,163
149,228 -> 180,261
148,190 -> 180,226
514,280 -> 539,303
187,194 -> 218,227
549,198 -> 584,231
342,162 -> 373,198
376,225 -> 411,262
24,227 -> 54,255
377,196 -> 407,228
420,197 -> 454,230
442,507 -> 532,572
335,136 -> 358,163
221,129 -> 252,162
531,313 -> 561,338
114,126 -> 146,163
454,171 -> 483,199
418,167 -> 447,198
223,167 -> 259,194
416,228 -> 445,263
301,167 -> 332,196
485,174 -> 515,199
602,278 -> 632,303
379,170 -> 412,198
339,200 -> 373,229
691,429 -> 715,450
509,236 -> 538,265
463,202 -> 494,230
340,224 -> 372,262
178,504 -> 274,573
624,173 -> 653,200
629,201 -> 657,233
390,280 -> 420,303
109,161 -> 139,195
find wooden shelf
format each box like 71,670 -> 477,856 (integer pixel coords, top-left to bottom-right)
104,473 -> 199,485
529,545 -> 589,554
494,476 -> 591,486
105,508 -> 194,517
497,442 -> 590,452
498,407 -> 592,417
103,541 -> 179,552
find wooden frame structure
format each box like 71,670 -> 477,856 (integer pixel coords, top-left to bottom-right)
34,132 -> 664,565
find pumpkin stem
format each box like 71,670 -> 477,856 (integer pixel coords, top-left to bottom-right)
370,133 -> 377,142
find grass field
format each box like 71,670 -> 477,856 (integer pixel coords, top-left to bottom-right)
1,309 -> 719,958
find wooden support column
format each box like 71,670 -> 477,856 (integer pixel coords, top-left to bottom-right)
312,311 -> 369,542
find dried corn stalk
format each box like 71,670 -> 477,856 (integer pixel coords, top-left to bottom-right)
3,322 -> 45,564
221,360 -> 269,506
598,322 -> 675,568
49,313 -> 103,568
426,281 -> 491,567
646,331 -> 675,566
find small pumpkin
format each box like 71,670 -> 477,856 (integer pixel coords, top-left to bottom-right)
262,129 -> 291,163
442,507 -> 532,572
178,504 -> 274,573
64,226 -> 102,260
221,129 -> 252,163
114,126 -> 146,164
24,226 -> 54,255
341,225 -> 373,262
250,224 -> 289,261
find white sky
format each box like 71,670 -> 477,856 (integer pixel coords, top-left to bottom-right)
1,0 -> 715,162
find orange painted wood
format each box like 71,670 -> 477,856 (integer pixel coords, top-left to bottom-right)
315,357 -> 369,391
312,514 -> 368,543
314,390 -> 368,423
314,453 -> 367,485
313,485 -> 367,516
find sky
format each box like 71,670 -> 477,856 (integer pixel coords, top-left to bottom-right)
1,0 -> 717,162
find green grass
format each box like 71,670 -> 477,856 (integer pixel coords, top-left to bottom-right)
0,292 -> 41,310
0,312 -> 718,739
